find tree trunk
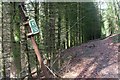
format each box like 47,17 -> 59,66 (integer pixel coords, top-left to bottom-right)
2,2 -> 11,78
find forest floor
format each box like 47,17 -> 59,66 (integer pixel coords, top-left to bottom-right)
58,34 -> 119,78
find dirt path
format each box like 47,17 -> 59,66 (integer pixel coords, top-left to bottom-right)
58,34 -> 119,78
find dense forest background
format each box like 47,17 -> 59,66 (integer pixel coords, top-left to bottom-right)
0,1 -> 120,79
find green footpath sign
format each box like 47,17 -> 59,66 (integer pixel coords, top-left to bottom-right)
29,19 -> 39,34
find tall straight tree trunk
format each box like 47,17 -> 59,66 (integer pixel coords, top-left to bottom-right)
49,3 -> 56,69
57,9 -> 62,69
43,3 -> 50,66
20,25 -> 32,78
10,3 -> 21,77
0,2 -> 3,77
78,3 -> 81,44
2,2 -> 11,78
65,4 -> 69,48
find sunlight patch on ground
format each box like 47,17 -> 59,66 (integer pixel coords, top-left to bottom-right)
84,62 -> 98,77
62,72 -> 79,78
99,63 -> 118,78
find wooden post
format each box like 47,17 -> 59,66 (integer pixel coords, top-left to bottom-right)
18,3 -> 50,78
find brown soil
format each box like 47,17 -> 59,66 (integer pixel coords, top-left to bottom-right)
58,34 -> 119,78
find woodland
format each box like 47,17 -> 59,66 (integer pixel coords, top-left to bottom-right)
0,1 -> 119,79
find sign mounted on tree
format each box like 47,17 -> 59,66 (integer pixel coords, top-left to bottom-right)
29,19 -> 39,35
